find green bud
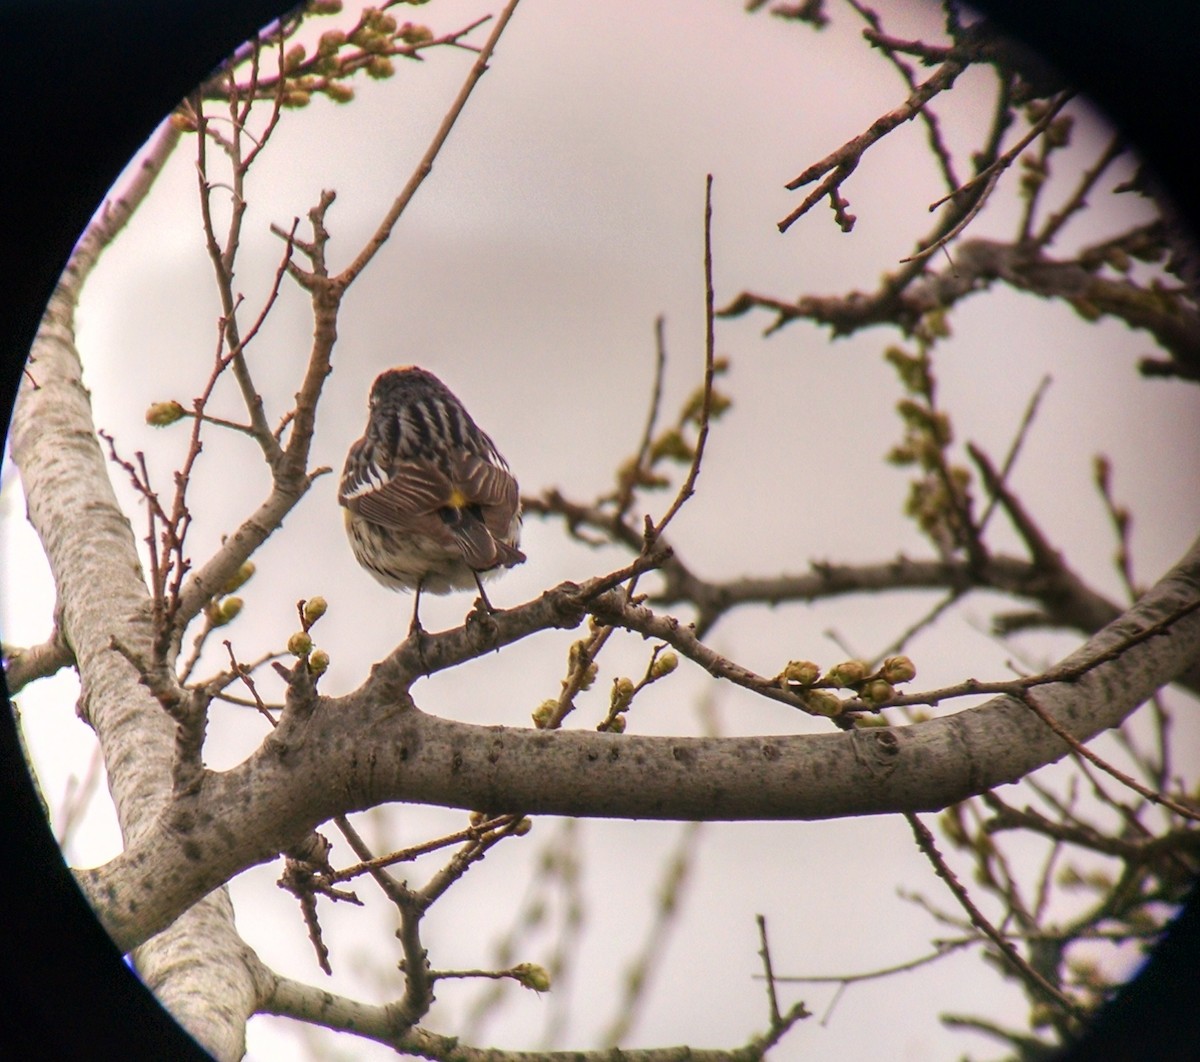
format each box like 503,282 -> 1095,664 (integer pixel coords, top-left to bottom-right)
306,0 -> 343,12
853,715 -> 889,728
649,429 -> 693,463
399,23 -> 433,45
513,817 -> 533,836
221,561 -> 256,595
168,111 -> 197,133
366,56 -> 395,78
209,596 -> 243,627
281,90 -> 311,108
610,677 -> 635,712
862,679 -> 895,704
511,962 -> 551,993
287,631 -> 313,657
605,714 -> 627,733
317,29 -> 347,55
881,655 -> 916,684
308,649 -> 330,675
779,659 -> 820,687
802,690 -> 843,717
1045,115 -> 1073,148
302,596 -> 328,626
651,651 -> 679,678
283,44 -> 306,72
823,660 -> 868,688
146,400 -> 186,427
531,700 -> 557,729
579,661 -> 598,691
323,81 -> 355,103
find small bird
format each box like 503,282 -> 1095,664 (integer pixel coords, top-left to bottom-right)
339,366 -> 525,633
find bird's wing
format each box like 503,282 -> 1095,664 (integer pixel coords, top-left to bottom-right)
452,452 -> 521,537
344,458 -> 448,523
345,453 -> 524,570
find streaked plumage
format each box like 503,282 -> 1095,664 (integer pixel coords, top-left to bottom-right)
339,366 -> 524,629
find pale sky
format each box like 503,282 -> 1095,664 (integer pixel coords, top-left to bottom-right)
4,2 -> 1199,1059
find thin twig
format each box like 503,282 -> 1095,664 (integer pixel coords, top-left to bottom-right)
1018,690 -> 1200,822
976,374 -> 1052,535
334,0 -> 523,288
650,175 -> 716,540
756,914 -> 782,1027
906,812 -> 1087,1021
927,91 -> 1077,212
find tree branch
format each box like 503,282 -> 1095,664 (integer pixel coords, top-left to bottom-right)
77,531 -> 1200,955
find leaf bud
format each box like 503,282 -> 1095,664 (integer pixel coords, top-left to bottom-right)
146,400 -> 186,427
802,690 -> 843,717
610,677 -> 635,712
366,56 -> 395,79
399,22 -> 433,45
511,962 -> 551,993
579,661 -> 599,691
210,596 -> 243,627
779,659 -> 820,687
531,700 -> 557,729
853,715 -> 889,728
302,596 -> 328,626
881,655 -> 916,684
283,44 -> 307,73
323,81 -> 355,103
649,429 -> 692,463
287,631 -> 313,657
221,561 -> 256,595
308,649 -> 330,675
317,29 -> 347,55
1045,115 -> 1073,148
823,660 -> 868,688
862,679 -> 895,704
650,651 -> 679,679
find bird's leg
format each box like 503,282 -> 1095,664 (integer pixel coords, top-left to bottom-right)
473,572 -> 497,614
408,579 -> 426,636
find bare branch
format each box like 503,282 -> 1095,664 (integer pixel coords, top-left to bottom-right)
333,0 -> 523,288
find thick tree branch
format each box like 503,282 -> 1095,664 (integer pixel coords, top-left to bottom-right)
11,273 -> 256,1057
3,625 -> 74,693
78,532 -> 1200,955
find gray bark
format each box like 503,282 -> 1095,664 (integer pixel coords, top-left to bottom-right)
10,282 -> 258,1061
76,528 -> 1200,955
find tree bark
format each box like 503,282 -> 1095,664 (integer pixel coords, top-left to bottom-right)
10,280 -> 258,1061
78,528 -> 1200,956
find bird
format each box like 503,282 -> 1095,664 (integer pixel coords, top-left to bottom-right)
338,366 -> 525,633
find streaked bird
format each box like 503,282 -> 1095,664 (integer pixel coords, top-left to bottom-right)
339,366 -> 524,632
